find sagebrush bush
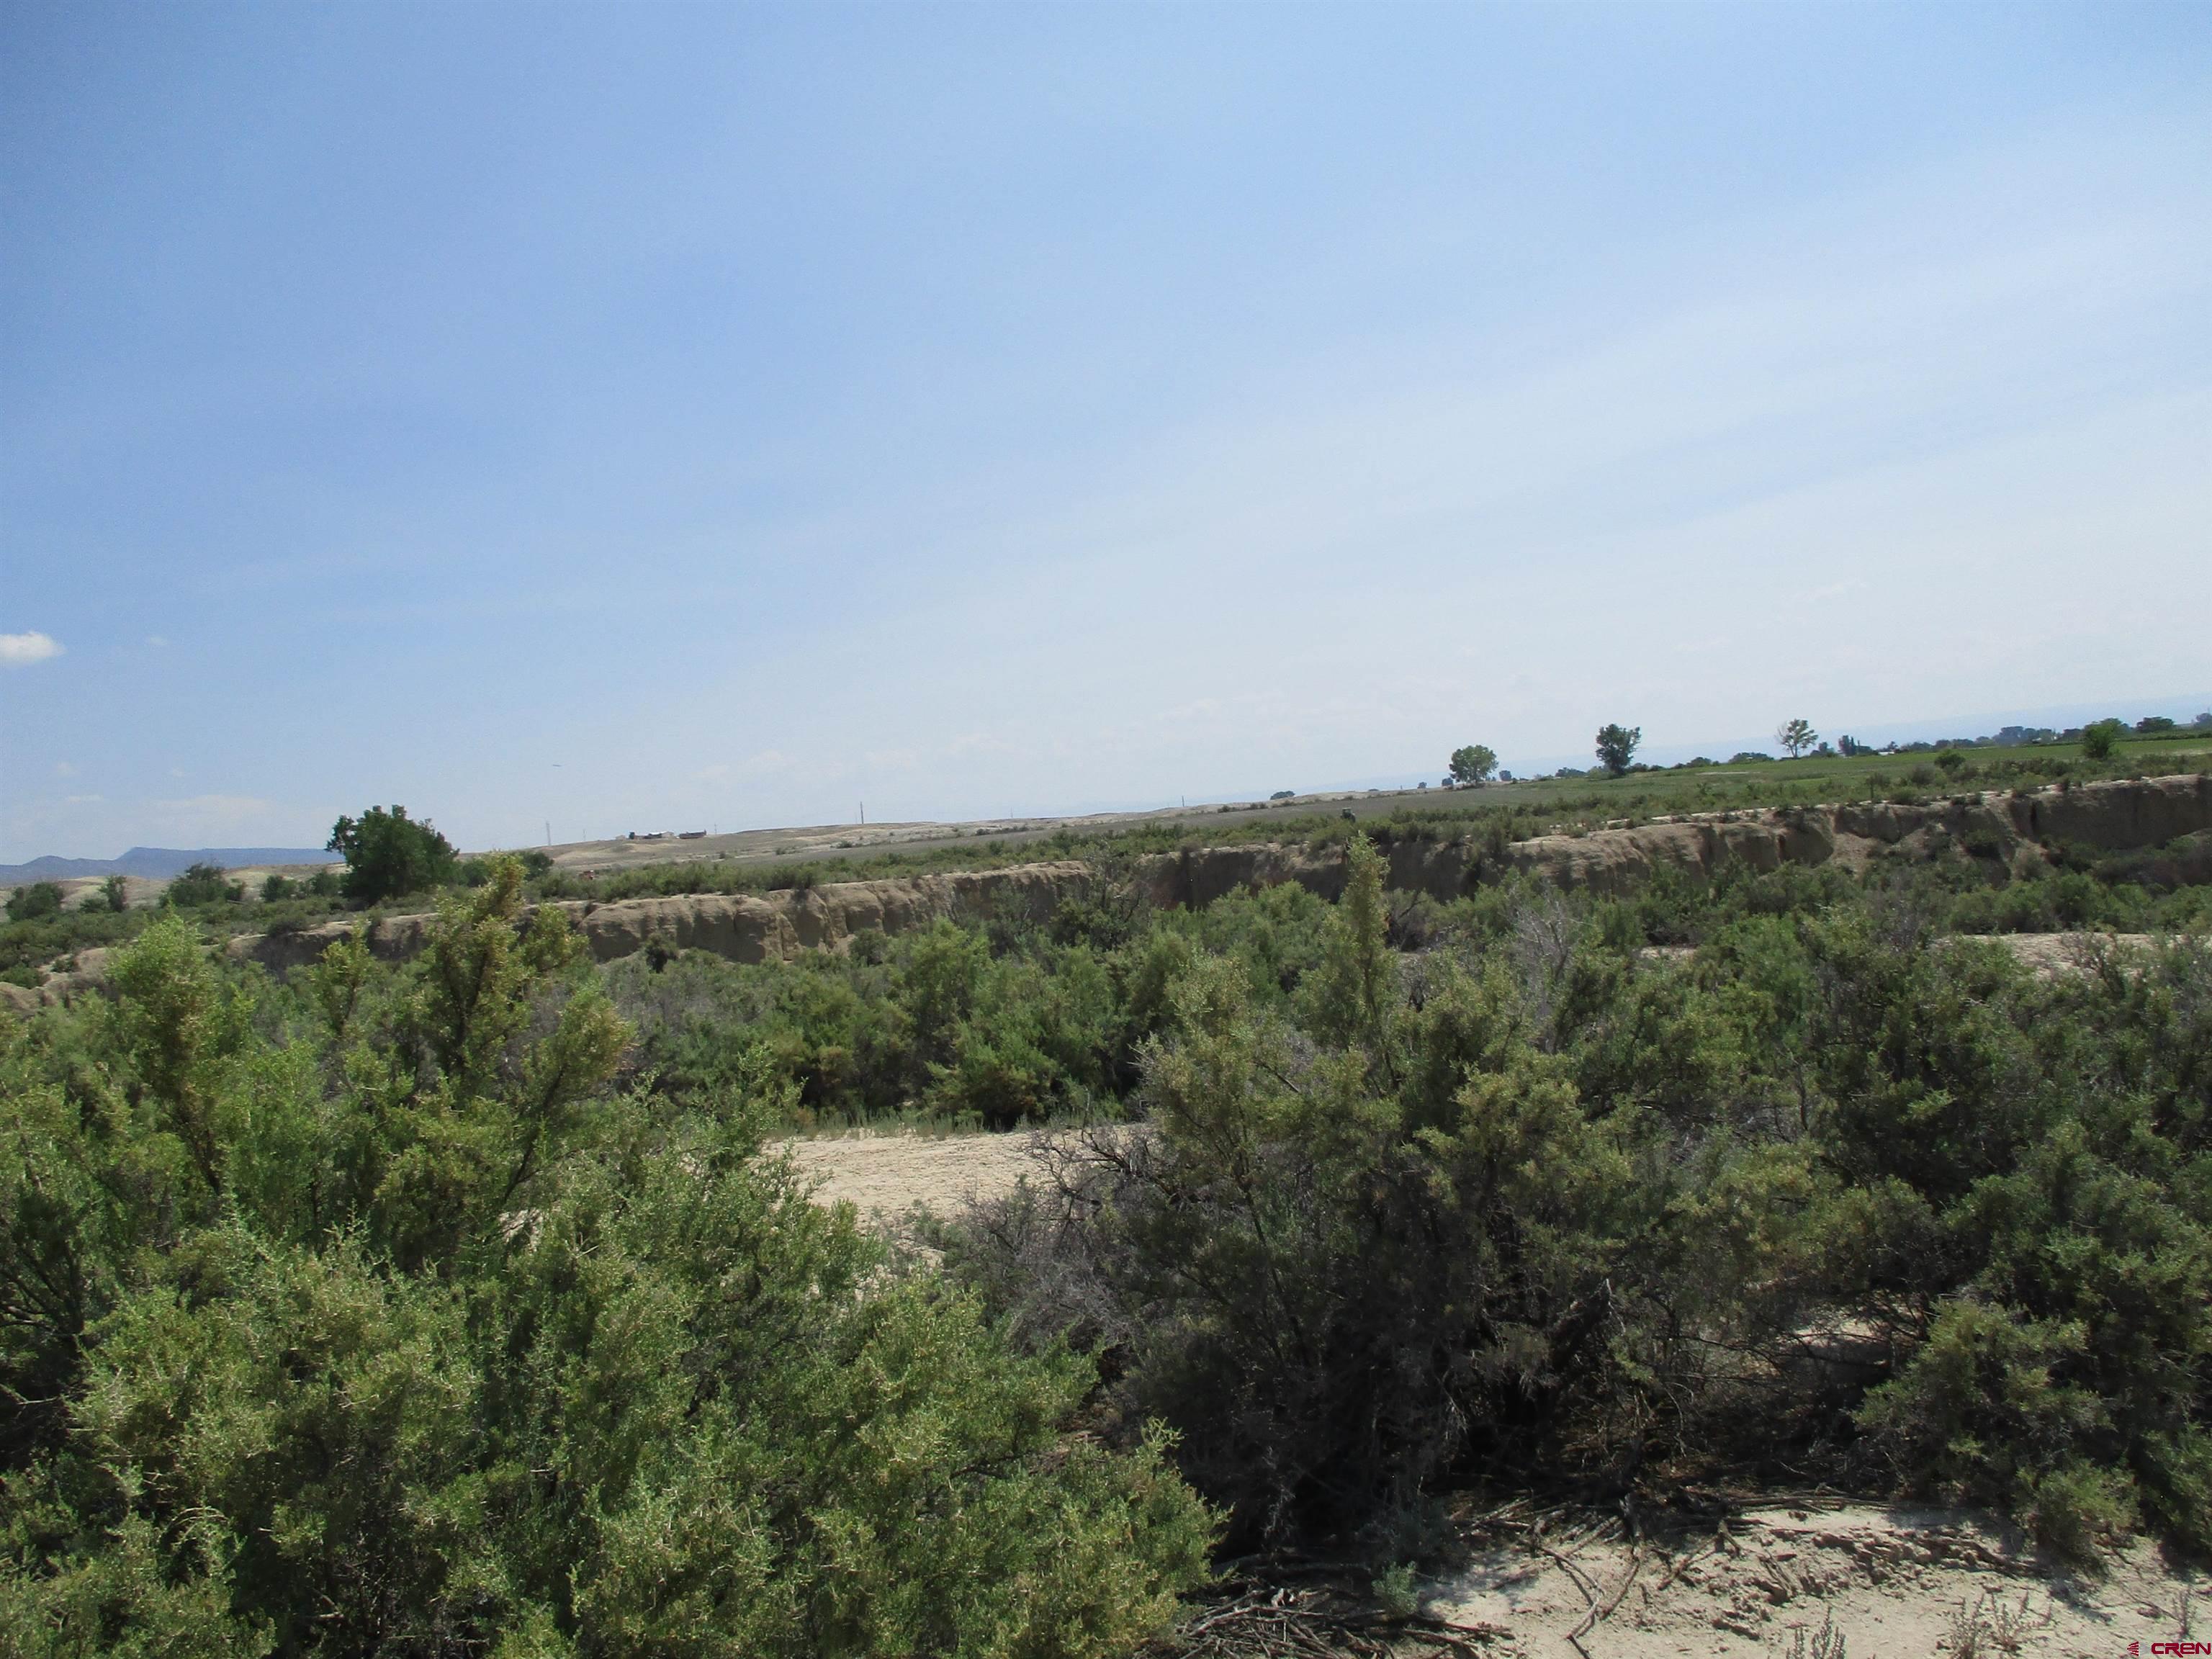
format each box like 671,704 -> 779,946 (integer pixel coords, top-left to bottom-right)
945,837 -> 2212,1568
0,864 -> 1213,1654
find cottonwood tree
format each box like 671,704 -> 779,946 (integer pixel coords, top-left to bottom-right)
1593,724 -> 1640,776
1776,718 -> 1818,759
328,804 -> 457,904
1447,744 -> 1498,786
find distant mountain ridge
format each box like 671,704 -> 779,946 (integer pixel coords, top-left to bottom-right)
0,847 -> 341,886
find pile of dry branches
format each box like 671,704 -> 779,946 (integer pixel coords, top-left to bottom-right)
1150,1578 -> 1504,1657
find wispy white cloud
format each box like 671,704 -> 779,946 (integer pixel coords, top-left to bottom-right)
0,631 -> 63,667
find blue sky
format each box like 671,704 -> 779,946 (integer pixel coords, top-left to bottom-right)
3,4 -> 2207,858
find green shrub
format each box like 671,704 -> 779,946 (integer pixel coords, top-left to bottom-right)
2082,719 -> 2127,760
0,860 -> 1213,1652
4,882 -> 62,923
163,863 -> 241,908
953,841 -> 1795,1547
945,839 -> 2212,1566
0,903 -> 143,981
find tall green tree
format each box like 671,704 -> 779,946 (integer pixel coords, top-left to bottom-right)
1446,744 -> 1497,786
327,804 -> 457,904
1774,717 -> 1817,758
1593,723 -> 1640,775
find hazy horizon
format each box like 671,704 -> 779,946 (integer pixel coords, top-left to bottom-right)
6,4 -> 2208,861
3,689 -> 2205,865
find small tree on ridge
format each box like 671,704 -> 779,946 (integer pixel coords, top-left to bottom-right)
1594,724 -> 1640,777
1447,744 -> 1498,787
2081,719 -> 2127,760
1776,718 -> 1817,759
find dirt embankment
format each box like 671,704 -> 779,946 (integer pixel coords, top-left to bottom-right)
7,776 -> 2199,1010
1138,773 -> 2212,904
1491,772 -> 2212,899
218,860 -> 1097,978
199,773 -> 2212,981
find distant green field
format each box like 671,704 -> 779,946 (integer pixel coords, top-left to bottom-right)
538,732 -> 2209,905
1192,730 -> 2212,841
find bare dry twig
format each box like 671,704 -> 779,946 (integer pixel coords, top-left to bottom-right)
1149,1582 -> 1506,1658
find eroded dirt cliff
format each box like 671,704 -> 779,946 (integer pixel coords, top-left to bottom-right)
219,859 -> 1097,977
12,774 -> 2195,1003
1141,773 -> 2212,903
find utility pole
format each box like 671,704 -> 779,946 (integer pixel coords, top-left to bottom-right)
860,801 -> 866,825
544,820 -> 551,846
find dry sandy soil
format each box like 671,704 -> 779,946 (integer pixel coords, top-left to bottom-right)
788,1128 -> 2210,1658
781,1127 -> 1049,1224
1420,1496 -> 2206,1658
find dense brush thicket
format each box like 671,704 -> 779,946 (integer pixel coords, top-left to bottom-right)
933,842 -> 2212,1567
6,835 -> 2211,1656
607,846 -> 2209,1130
0,864 -> 1211,1658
